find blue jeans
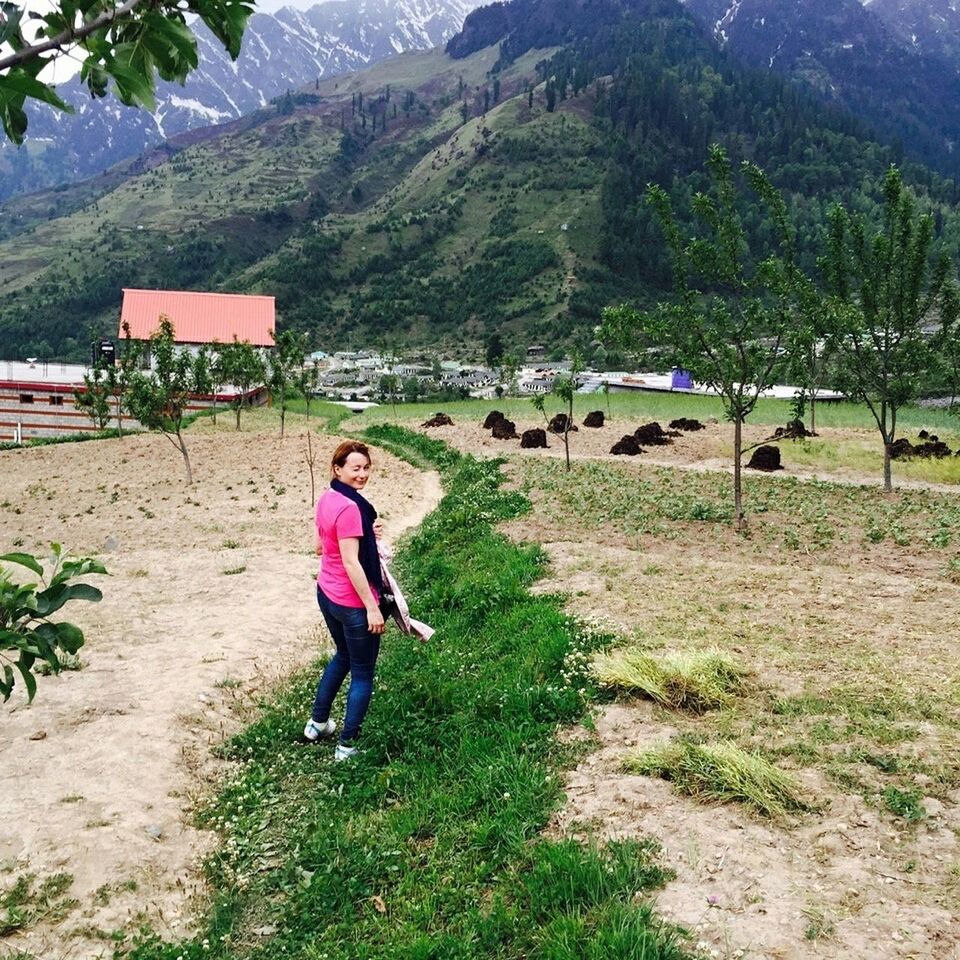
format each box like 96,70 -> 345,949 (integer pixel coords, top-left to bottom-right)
311,587 -> 381,743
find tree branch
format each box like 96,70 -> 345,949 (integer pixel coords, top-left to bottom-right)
0,0 -> 147,73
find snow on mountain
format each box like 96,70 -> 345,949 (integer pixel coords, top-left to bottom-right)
0,0 -> 481,201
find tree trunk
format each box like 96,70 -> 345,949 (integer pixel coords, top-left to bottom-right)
176,430 -> 193,485
883,440 -> 893,493
235,403 -> 242,431
280,407 -> 286,439
809,393 -> 816,435
734,415 -> 744,530
212,395 -> 218,425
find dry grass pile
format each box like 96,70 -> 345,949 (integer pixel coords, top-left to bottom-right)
591,646 -> 748,712
623,740 -> 811,817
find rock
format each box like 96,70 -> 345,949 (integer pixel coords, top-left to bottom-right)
28,730 -> 47,741
483,410 -> 505,429
611,435 -> 644,455
491,418 -> 519,440
421,413 -> 453,428
145,824 -> 164,840
746,445 -> 783,471
103,535 -> 119,552
548,413 -> 578,434
520,428 -> 548,448
583,410 -> 605,428
669,418 -> 705,431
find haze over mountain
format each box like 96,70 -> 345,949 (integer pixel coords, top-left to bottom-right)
0,0 -> 482,201
3,0 -> 960,363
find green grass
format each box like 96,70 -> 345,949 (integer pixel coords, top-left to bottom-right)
0,873 -> 77,937
592,647 -> 748,712
623,740 -> 811,817
882,786 -> 927,822
127,428 -> 690,960
514,456 -> 960,560
350,392 -> 960,435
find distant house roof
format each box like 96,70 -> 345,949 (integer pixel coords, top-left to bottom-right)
119,289 -> 276,347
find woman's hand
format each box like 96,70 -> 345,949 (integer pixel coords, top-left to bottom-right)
366,605 -> 385,634
373,518 -> 384,539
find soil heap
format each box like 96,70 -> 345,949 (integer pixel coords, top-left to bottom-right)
521,428 -> 548,449
746,445 -> 783,471
583,411 -> 605,428
548,413 -> 578,434
611,435 -> 644,456
422,413 -> 454,428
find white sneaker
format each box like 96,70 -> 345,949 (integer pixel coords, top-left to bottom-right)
303,718 -> 336,742
334,742 -> 358,762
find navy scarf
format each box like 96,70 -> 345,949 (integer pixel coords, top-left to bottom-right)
330,478 -> 384,595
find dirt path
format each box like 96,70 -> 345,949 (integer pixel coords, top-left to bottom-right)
0,416 -> 441,959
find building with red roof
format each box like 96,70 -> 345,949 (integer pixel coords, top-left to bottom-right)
119,289 -> 276,348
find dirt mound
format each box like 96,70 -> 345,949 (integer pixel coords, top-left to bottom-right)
492,417 -> 519,440
773,419 -> 815,440
891,437 -> 953,460
421,412 -> 453,428
583,411 -> 605,428
669,418 -> 704,432
634,422 -> 678,445
548,413 -> 578,434
746,445 -> 783,471
521,428 -> 548,449
611,435 -> 644,456
483,410 -> 506,429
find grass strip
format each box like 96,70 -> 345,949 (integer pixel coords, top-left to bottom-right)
624,740 -> 811,817
592,647 -> 748,712
127,427 -> 690,960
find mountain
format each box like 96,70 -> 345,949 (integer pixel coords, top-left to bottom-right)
0,0 -> 481,202
867,0 -> 960,64
3,0 -> 960,363
681,0 -> 960,178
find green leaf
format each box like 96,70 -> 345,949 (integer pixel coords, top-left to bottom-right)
0,69 -> 72,113
54,622 -> 85,654
15,658 -> 37,703
0,3 -> 25,47
1,663 -> 14,702
107,49 -> 157,110
0,552 -> 43,576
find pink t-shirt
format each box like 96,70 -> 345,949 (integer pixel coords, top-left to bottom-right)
316,489 -> 378,608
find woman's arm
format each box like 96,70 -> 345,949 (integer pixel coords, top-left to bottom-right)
338,536 -> 385,634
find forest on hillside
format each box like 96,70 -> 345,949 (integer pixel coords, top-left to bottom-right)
3,0 -> 960,361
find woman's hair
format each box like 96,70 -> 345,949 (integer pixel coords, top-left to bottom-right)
330,440 -> 371,477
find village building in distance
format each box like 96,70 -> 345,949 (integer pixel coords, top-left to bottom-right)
0,289 -> 275,442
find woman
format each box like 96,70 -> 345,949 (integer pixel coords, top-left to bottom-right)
303,440 -> 386,761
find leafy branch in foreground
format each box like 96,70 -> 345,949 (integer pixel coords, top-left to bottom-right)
1,545 -> 107,703
0,0 -> 254,143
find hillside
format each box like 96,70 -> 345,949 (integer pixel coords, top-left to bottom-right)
3,0 -> 960,361
683,0 -> 960,179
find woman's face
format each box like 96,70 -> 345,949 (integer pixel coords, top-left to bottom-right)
334,451 -> 371,491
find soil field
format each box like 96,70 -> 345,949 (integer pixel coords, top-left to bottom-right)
4,404 -> 960,960
0,412 -> 440,959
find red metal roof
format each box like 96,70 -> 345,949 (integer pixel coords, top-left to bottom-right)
119,289 -> 276,347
